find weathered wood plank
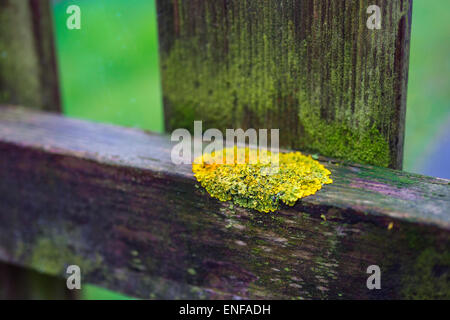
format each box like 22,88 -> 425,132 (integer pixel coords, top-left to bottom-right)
0,106 -> 448,299
157,0 -> 412,169
0,0 -> 61,112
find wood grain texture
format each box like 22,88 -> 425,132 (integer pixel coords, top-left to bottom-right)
0,0 -> 61,112
0,0 -> 62,298
157,0 -> 412,169
0,106 -> 448,299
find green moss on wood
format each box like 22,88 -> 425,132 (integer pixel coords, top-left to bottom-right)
0,1 -> 42,108
30,237 -> 103,276
158,0 -> 411,168
401,248 -> 450,300
0,1 -> 60,111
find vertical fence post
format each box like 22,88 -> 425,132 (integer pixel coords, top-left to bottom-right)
0,0 -> 69,299
0,0 -> 61,112
156,0 -> 412,169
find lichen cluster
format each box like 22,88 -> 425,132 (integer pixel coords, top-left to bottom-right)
192,147 -> 332,212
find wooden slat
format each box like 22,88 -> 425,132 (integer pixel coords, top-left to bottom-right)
0,0 -> 61,112
156,0 -> 412,169
0,106 -> 448,299
0,1 -> 66,298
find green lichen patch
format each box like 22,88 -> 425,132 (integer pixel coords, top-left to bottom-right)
298,116 -> 391,167
402,248 -> 450,300
192,147 -> 332,212
30,237 -> 102,276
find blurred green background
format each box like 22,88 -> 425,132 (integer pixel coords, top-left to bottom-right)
52,0 -> 163,134
403,1 -> 450,178
50,0 -> 450,299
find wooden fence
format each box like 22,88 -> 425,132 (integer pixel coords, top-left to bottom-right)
0,0 -> 449,299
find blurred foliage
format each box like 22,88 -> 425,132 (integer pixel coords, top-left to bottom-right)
52,0 -> 163,133
404,0 -> 450,177
81,284 -> 135,300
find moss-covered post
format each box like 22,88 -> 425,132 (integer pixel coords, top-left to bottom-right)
0,0 -> 65,298
156,0 -> 412,169
0,0 -> 61,112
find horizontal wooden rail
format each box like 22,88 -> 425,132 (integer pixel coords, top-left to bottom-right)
0,106 -> 448,299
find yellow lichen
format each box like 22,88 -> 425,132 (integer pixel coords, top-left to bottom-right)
192,147 -> 333,213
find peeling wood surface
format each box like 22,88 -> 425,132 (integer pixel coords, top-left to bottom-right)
0,106 -> 449,299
